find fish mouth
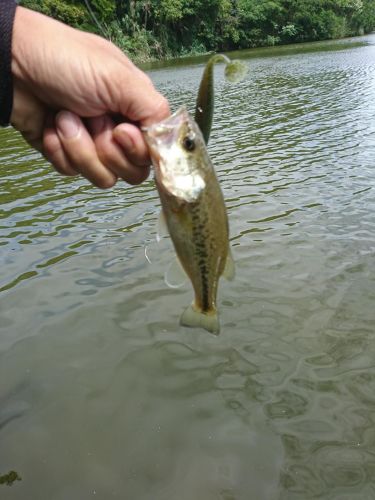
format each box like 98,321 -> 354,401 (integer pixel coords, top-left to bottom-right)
142,106 -> 190,149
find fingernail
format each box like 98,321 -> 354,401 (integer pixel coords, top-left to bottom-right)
56,111 -> 80,139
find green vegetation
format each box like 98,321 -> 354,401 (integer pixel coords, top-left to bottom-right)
20,0 -> 375,61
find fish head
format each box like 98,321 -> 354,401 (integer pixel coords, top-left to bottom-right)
143,107 -> 207,202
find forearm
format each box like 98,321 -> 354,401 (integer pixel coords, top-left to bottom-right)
0,0 -> 17,126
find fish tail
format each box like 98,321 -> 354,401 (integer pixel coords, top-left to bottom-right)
180,303 -> 220,335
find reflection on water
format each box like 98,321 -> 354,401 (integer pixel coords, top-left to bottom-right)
1,36 -> 375,499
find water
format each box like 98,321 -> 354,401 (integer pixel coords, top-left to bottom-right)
1,36 -> 375,499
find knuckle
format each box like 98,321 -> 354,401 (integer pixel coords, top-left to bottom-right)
73,150 -> 94,166
97,146 -> 116,168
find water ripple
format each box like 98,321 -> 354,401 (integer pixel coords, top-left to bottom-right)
1,36 -> 375,499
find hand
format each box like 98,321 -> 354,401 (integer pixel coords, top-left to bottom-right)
10,7 -> 170,188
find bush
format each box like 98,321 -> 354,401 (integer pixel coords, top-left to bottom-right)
20,0 -> 88,27
280,23 -> 299,42
20,0 -> 375,61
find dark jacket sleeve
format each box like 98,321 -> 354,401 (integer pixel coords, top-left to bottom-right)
0,0 -> 17,126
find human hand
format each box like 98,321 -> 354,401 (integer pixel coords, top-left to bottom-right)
10,7 -> 170,188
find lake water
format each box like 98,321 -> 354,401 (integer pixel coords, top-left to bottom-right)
1,36 -> 375,499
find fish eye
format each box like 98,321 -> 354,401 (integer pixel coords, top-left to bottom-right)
183,136 -> 195,152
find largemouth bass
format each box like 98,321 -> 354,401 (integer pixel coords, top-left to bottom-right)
143,107 -> 234,334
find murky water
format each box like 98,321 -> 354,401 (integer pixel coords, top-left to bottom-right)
1,36 -> 375,499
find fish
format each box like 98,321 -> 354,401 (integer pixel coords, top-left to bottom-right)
195,54 -> 248,144
143,107 -> 234,334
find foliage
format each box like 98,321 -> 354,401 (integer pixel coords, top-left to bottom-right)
20,0 -> 89,27
19,0 -> 375,61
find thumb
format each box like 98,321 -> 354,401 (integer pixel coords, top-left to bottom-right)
114,66 -> 170,126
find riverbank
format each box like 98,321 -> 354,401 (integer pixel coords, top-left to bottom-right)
139,34 -> 374,70
20,0 -> 375,64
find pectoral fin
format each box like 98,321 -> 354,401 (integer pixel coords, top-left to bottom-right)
222,248 -> 235,281
157,209 -> 169,242
145,210 -> 169,264
165,257 -> 187,289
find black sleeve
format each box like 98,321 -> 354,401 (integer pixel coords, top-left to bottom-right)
0,0 -> 17,127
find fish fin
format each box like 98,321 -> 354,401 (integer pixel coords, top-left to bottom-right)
144,244 -> 152,264
222,248 -> 235,281
165,257 -> 187,289
157,209 -> 169,242
145,210 -> 169,264
180,304 -> 220,335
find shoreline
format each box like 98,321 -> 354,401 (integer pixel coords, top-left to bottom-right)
137,33 -> 374,70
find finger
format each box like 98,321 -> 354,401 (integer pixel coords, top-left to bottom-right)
43,114 -> 79,176
112,122 -> 150,167
126,91 -> 171,127
87,116 -> 150,185
56,111 -> 117,189
113,68 -> 171,126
